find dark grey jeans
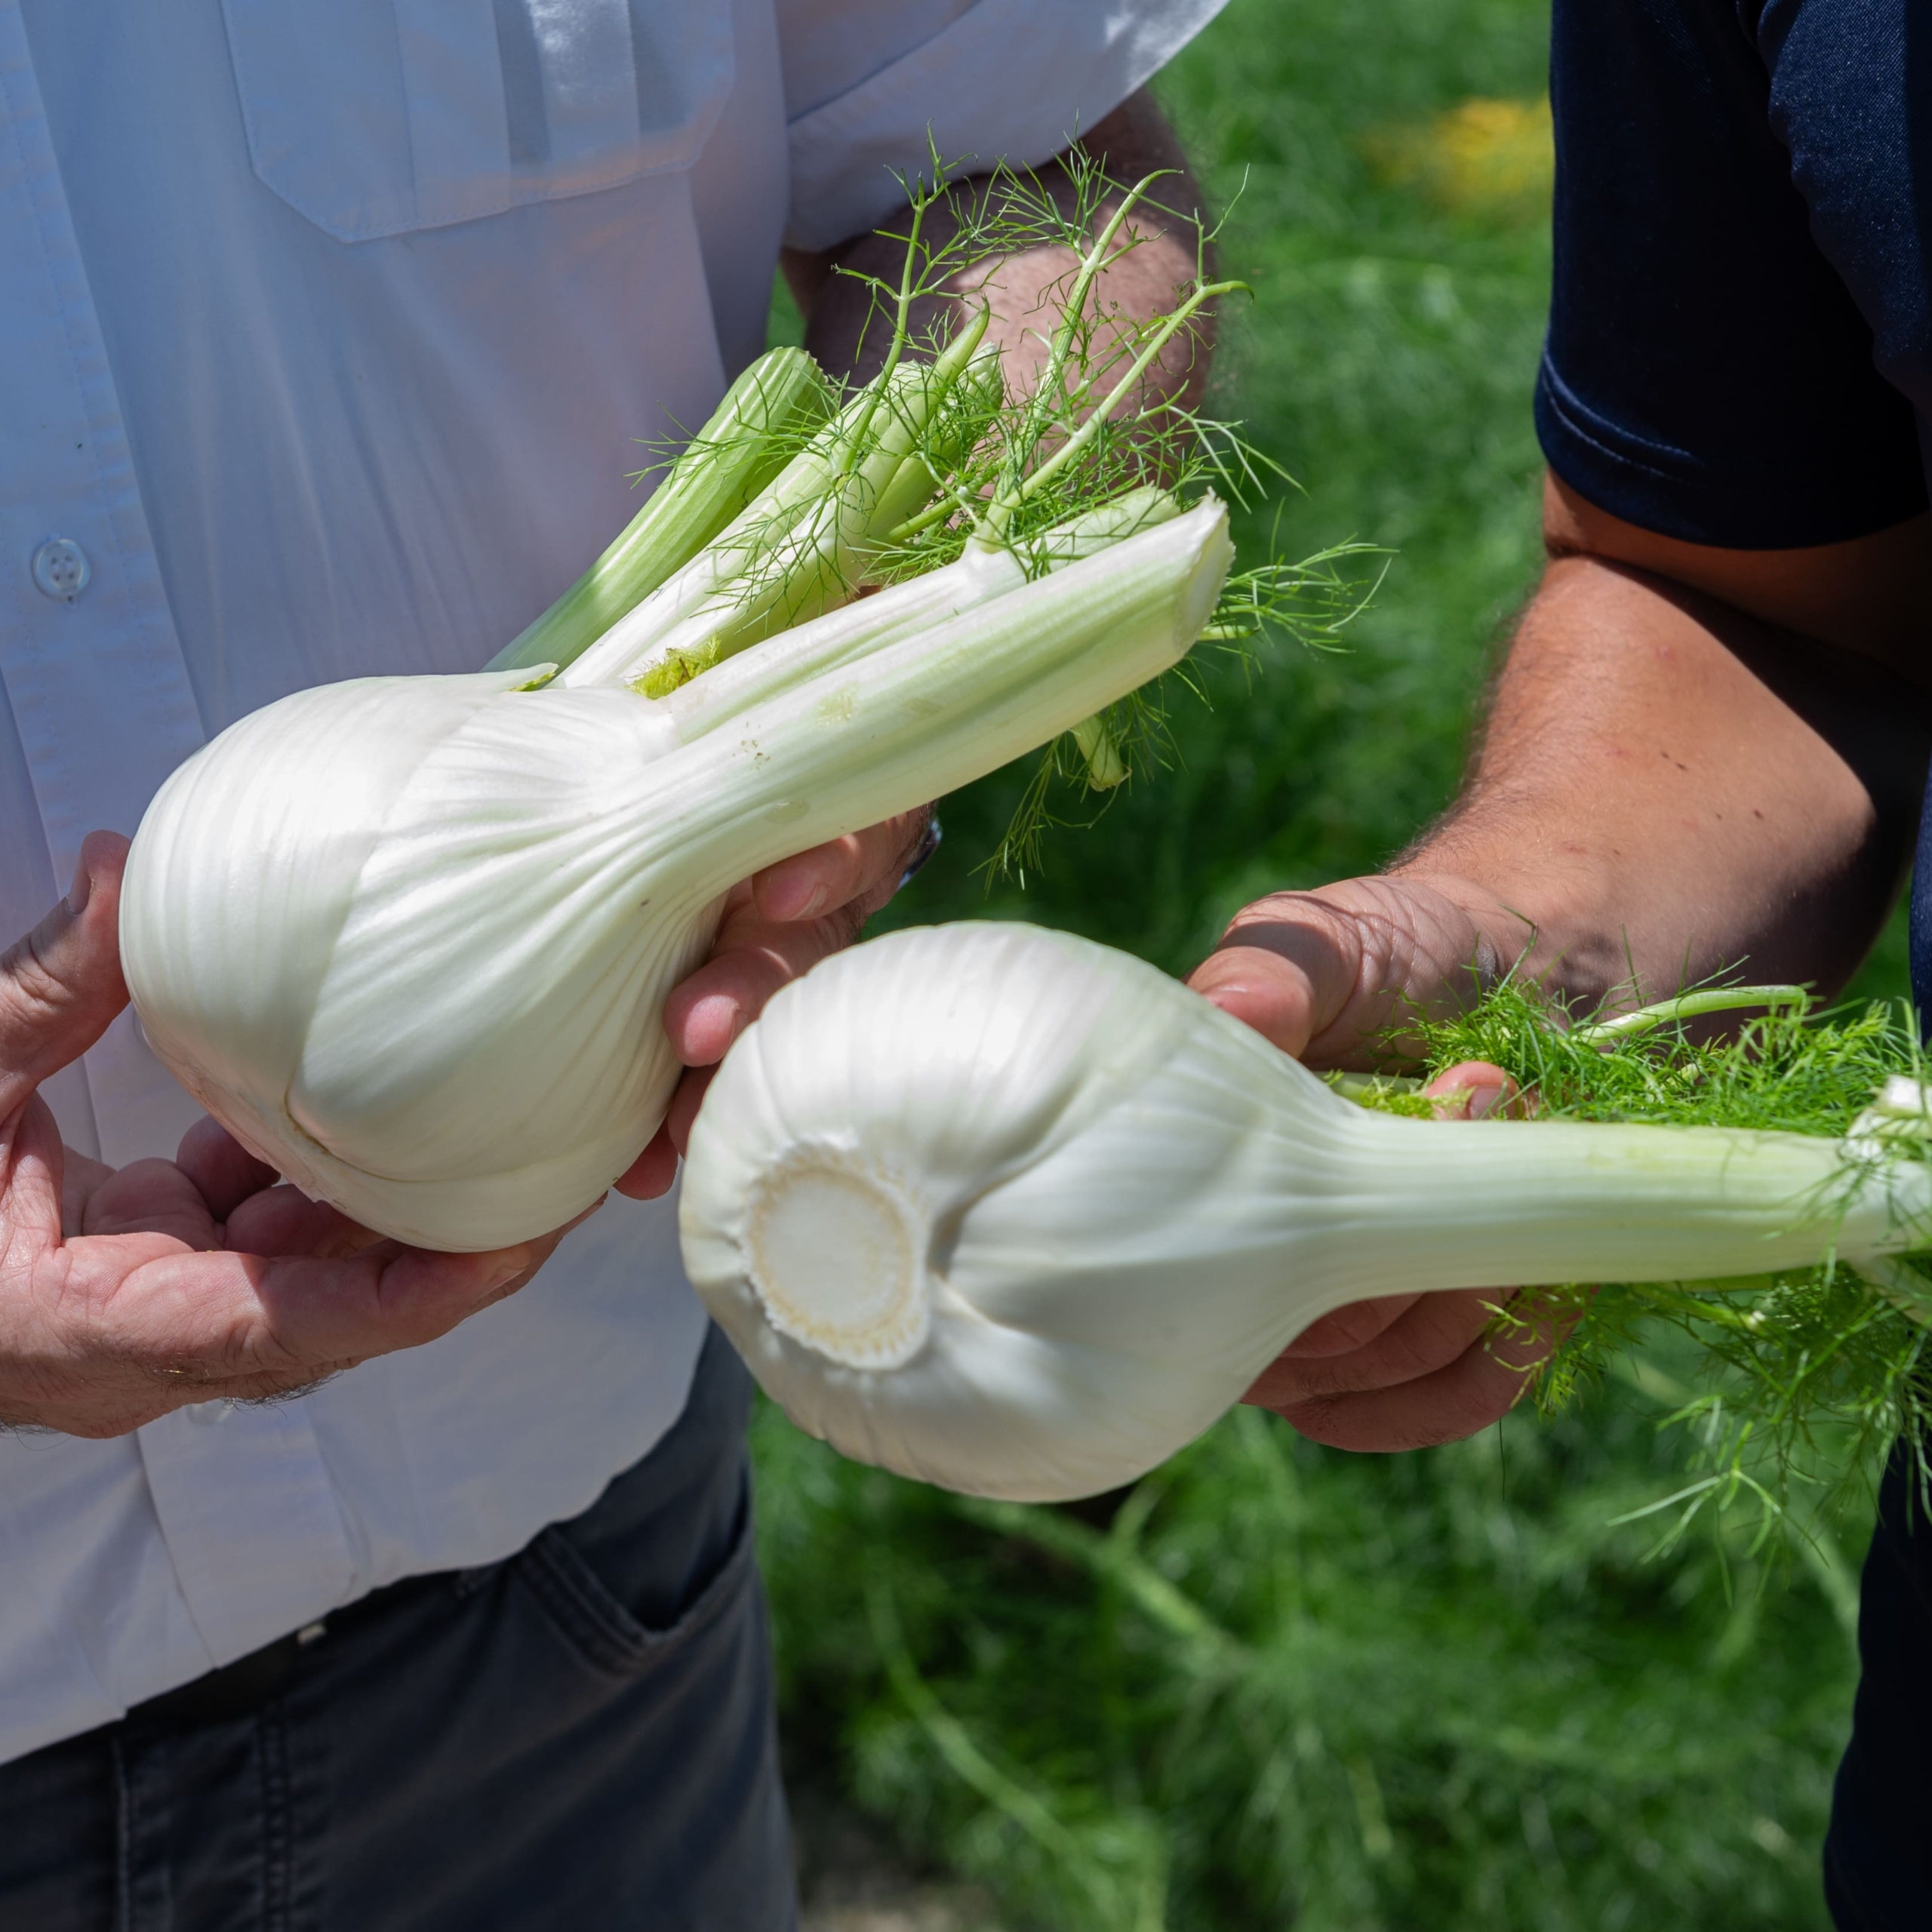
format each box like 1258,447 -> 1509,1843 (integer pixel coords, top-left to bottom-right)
0,1326 -> 798,1931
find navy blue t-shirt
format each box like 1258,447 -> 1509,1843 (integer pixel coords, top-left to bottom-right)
1537,0 -> 1930,549
1537,8 -> 1929,1928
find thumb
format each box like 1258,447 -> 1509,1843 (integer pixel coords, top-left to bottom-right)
0,832 -> 131,1118
1187,892 -> 1367,1060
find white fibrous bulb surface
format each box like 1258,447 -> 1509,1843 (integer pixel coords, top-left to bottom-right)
123,673 -> 700,1250
122,506 -> 1232,1251
681,923 -> 1932,1502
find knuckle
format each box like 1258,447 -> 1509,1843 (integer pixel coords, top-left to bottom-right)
97,1286 -> 307,1390
0,926 -> 76,1061
0,1352 -> 165,1437
8,1259 -> 322,1427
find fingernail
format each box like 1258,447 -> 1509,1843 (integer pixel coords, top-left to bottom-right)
64,857 -> 92,918
1465,1084 -> 1505,1121
682,992 -> 740,1062
474,1251 -> 532,1305
770,880 -> 826,921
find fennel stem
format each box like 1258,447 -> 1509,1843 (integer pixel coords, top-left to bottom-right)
1350,971 -> 1932,1540
525,141 -> 1380,868
485,349 -> 832,676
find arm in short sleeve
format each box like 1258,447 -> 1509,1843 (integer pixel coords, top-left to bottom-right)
775,0 -> 1226,252
1536,0 -> 1927,548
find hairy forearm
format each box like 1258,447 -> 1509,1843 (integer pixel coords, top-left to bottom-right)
1399,575 -> 1920,1004
1401,513 -> 1930,1010
784,90 -> 1212,401
1195,480 -> 1932,1064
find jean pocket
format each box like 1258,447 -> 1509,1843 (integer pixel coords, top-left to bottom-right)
220,0 -> 734,242
513,1475 -> 757,1678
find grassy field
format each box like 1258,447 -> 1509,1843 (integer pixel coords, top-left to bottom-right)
758,0 -> 1902,1922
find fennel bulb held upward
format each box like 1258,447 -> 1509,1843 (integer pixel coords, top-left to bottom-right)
122,506 -> 1232,1253
678,923 -> 1932,1503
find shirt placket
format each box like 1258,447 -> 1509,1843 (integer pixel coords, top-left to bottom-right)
0,2 -> 209,1167
0,6 -> 360,1692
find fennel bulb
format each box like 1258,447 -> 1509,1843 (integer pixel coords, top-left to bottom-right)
679,922 -> 1932,1503
122,509 -> 1231,1253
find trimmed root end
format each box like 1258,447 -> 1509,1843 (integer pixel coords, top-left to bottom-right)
745,1152 -> 929,1369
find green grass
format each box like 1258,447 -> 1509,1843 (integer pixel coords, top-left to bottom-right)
754,0 -> 1897,1921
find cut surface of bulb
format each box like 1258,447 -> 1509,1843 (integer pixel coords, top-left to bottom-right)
681,922 -> 1932,1503
746,1154 -> 929,1367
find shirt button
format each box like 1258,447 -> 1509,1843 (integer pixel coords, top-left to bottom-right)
30,536 -> 91,601
183,1398 -> 233,1426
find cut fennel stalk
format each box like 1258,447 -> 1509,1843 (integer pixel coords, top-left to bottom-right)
485,346 -> 837,677
678,922 -> 1932,1503
122,503 -> 1232,1253
558,311 -> 998,697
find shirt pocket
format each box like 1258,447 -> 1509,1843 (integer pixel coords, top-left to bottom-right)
220,0 -> 735,242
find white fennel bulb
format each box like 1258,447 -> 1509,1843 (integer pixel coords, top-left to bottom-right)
122,506 -> 1231,1252
679,922 -> 1932,1503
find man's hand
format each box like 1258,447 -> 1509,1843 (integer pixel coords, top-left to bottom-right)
1187,873 -> 1510,1068
617,810 -> 932,1198
1,835 -> 567,1438
1189,867 -> 1545,1449
1196,478 -> 1932,1455
1230,1057 -> 1548,1451
788,90 -> 1210,409
1188,876 -> 1554,1454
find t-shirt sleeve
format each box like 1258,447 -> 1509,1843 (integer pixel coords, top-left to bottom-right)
1537,0 -> 1927,548
776,0 -> 1226,253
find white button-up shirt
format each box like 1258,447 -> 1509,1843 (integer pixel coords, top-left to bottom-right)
0,0 -> 1220,1764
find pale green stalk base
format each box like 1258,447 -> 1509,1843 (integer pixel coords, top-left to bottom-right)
557,312 -> 992,696
649,500 -> 1235,894
486,348 -> 832,675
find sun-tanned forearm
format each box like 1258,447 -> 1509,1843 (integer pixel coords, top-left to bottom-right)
1198,478 -> 1932,1448
782,89 -> 1212,401
1399,560 -> 1924,1002
1193,478 -> 1932,1068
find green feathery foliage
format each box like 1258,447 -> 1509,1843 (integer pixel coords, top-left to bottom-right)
627,143 -> 1380,869
1340,977 -> 1932,1543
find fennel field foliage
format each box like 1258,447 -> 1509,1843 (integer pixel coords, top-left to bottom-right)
757,0 -> 1894,1923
